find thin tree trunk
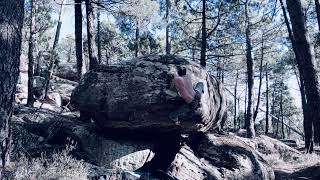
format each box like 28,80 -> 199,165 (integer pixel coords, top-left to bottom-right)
97,0 -> 102,63
191,44 -> 195,61
276,114 -> 279,138
234,70 -> 239,130
271,88 -> 276,135
135,21 -> 139,57
315,0 -> 320,32
165,0 -> 171,55
237,98 -> 241,129
105,49 -> 109,65
244,83 -> 247,128
245,0 -> 255,138
67,47 -> 72,62
43,0 -> 64,100
0,0 -> 24,167
200,0 -> 206,67
280,84 -> 285,138
27,0 -> 36,106
85,0 -> 98,70
35,51 -> 41,76
75,0 -> 84,80
265,67 -> 269,134
287,0 -> 320,145
253,35 -> 264,122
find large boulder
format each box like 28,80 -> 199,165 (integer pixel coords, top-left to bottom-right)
71,55 -> 227,135
55,63 -> 78,81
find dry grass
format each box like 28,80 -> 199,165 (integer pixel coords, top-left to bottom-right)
14,141 -> 89,180
263,151 -> 320,172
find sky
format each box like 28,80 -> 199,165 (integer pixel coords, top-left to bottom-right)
53,0 -> 77,38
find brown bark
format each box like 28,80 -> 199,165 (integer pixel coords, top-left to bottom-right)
105,48 -> 109,65
97,0 -> 102,63
265,67 -> 269,134
245,1 -> 255,138
287,0 -> 320,145
280,84 -> 285,138
135,21 -> 140,57
253,35 -> 264,122
234,70 -> 239,130
200,0 -> 206,67
27,0 -> 36,106
237,98 -> 240,129
43,0 -> 64,100
75,0 -> 84,80
280,0 -> 313,152
0,0 -> 24,167
271,88 -> 276,135
85,0 -> 98,70
244,83 -> 247,127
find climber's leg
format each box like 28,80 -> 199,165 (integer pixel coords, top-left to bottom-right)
194,82 -> 204,94
169,104 -> 190,123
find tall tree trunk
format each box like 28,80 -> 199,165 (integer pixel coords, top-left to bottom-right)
265,67 -> 269,134
35,51 -> 42,76
200,0 -> 206,67
85,0 -> 98,70
75,0 -> 84,80
27,0 -> 36,106
135,21 -> 139,57
276,114 -> 279,138
253,35 -> 264,122
237,98 -> 241,129
286,0 -> 320,145
315,0 -> 320,32
67,47 -> 72,62
97,0 -> 102,63
165,0 -> 171,55
43,0 -> 64,100
244,83 -> 247,128
105,49 -> 109,65
191,44 -> 195,61
280,0 -> 313,152
280,84 -> 285,138
299,73 -> 313,151
234,70 -> 239,130
271,88 -> 276,135
245,0 -> 255,138
0,0 -> 24,167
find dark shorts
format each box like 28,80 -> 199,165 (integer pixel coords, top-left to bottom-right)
169,82 -> 203,121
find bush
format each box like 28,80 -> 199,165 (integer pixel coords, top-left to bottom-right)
14,141 -> 89,180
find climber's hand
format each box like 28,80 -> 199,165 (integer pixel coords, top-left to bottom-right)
174,120 -> 181,126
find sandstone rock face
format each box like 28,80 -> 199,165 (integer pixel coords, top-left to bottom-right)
45,92 -> 62,107
72,125 -> 154,170
55,63 -> 78,81
71,55 -> 227,134
169,134 -> 275,180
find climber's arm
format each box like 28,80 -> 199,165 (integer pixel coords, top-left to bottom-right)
170,74 -> 178,90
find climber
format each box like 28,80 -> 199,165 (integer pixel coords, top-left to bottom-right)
169,66 -> 204,125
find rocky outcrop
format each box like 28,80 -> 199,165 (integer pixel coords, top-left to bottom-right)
12,107 -> 275,180
55,63 -> 78,81
71,55 -> 227,135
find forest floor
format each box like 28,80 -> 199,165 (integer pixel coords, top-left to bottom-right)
270,145 -> 320,180
9,72 -> 320,180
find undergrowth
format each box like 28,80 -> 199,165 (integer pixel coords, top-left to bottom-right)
14,141 -> 89,180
